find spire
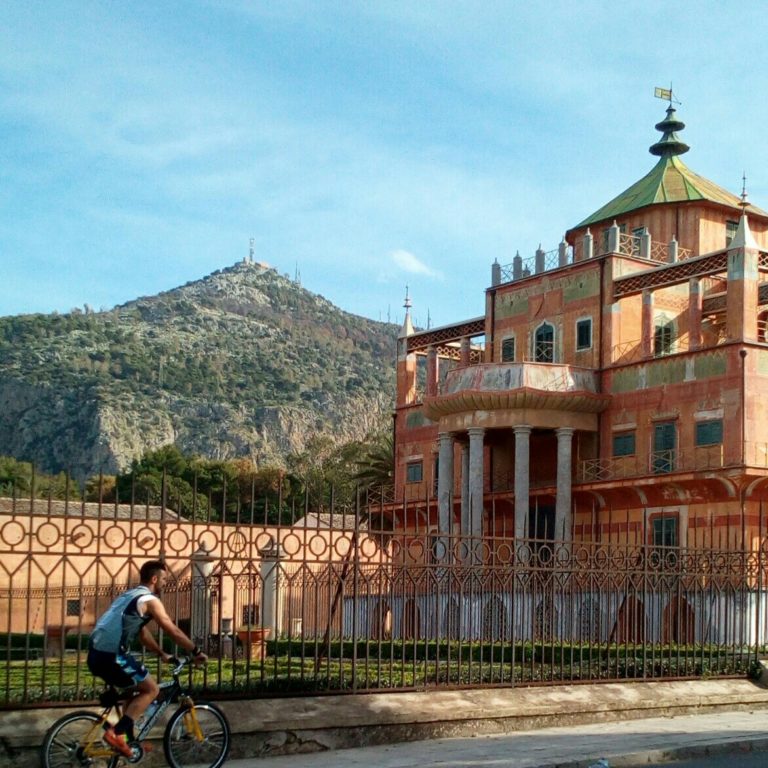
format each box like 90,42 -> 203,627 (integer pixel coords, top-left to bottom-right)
729,173 -> 759,250
740,172 -> 749,211
399,286 -> 414,338
649,104 -> 690,158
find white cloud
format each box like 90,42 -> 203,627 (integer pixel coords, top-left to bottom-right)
390,249 -> 441,278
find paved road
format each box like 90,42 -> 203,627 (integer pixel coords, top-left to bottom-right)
227,709 -> 768,768
647,756 -> 767,768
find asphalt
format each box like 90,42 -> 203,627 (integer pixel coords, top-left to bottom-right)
226,708 -> 768,768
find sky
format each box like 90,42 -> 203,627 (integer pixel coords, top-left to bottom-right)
3,2 -> 768,329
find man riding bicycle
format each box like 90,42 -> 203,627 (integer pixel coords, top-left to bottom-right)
87,560 -> 208,757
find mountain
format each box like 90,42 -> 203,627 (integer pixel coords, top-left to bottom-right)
0,261 -> 398,478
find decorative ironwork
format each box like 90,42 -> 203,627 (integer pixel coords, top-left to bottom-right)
1,483 -> 765,707
613,251 -> 728,299
407,318 -> 485,353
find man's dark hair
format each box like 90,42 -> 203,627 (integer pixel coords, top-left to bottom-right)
140,560 -> 167,583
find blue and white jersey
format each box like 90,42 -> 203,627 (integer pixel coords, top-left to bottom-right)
89,585 -> 158,654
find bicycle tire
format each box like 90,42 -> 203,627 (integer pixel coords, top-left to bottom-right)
163,702 -> 231,768
40,710 -> 121,768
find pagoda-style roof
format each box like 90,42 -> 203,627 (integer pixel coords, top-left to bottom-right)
575,104 -> 768,229
576,155 -> 767,228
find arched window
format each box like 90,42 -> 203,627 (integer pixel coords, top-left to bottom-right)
534,323 -> 555,363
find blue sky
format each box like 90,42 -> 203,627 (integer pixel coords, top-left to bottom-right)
3,2 -> 768,328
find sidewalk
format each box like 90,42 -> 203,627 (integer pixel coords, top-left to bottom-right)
227,708 -> 768,768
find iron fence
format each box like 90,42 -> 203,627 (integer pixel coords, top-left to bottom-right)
1,486 -> 766,707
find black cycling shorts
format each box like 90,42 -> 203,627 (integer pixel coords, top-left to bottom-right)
87,648 -> 149,688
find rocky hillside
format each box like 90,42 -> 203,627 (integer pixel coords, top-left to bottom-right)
0,261 -> 398,478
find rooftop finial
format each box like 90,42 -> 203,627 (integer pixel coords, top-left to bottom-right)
741,172 -> 750,211
399,286 -> 414,338
650,86 -> 689,158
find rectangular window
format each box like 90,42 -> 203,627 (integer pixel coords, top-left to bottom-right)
501,337 -> 515,362
66,599 -> 81,617
653,517 -> 678,548
612,431 -> 636,457
653,421 -> 677,473
654,322 -> 673,356
406,460 -> 423,483
631,226 -> 646,257
696,420 -> 723,446
726,220 -> 739,246
576,318 -> 592,350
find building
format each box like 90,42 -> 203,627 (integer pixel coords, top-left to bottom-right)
394,101 -> 768,557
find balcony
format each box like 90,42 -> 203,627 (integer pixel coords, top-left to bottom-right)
422,362 -> 610,420
578,446 -> 727,483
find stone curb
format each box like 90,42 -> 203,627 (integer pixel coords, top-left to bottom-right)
5,680 -> 768,767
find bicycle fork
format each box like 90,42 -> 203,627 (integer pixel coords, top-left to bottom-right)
179,696 -> 205,742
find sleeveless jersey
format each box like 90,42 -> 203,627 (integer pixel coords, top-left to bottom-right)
89,585 -> 157,654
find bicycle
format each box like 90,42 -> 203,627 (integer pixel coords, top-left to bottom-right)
40,655 -> 231,768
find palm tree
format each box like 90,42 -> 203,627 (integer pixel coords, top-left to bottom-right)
352,433 -> 394,490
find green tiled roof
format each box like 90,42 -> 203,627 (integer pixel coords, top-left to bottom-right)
576,155 -> 766,228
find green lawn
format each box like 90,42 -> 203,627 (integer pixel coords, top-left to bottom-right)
0,640 -> 755,705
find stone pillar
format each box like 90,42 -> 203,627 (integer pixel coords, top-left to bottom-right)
554,428 -> 574,542
668,236 -> 678,263
726,217 -> 759,342
460,443 -> 470,536
513,251 -> 523,280
467,428 -> 485,537
607,221 -> 620,254
491,259 -> 501,286
513,425 -> 532,540
535,245 -> 546,273
582,229 -> 594,260
558,239 -> 568,267
641,289 -> 654,358
460,336 -> 471,366
259,545 -> 284,638
640,230 -> 651,260
426,346 -> 438,397
689,277 -> 702,350
437,432 -> 454,537
467,428 -> 485,564
191,545 -> 215,648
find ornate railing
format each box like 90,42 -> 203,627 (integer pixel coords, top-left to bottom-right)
579,445 -> 728,482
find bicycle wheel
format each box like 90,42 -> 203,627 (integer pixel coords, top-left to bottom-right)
41,710 -> 121,768
163,702 -> 230,768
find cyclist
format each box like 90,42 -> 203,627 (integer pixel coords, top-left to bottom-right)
87,560 -> 208,757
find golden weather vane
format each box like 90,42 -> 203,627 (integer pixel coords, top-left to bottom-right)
654,84 -> 681,105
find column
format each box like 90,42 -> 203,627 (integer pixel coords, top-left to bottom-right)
437,432 -> 454,536
468,428 -> 485,564
259,545 -> 283,639
641,289 -> 654,358
689,277 -> 702,350
460,336 -> 471,366
460,443 -> 470,536
426,346 -> 438,396
467,428 -> 485,539
513,425 -> 531,540
190,545 -> 215,648
555,428 -> 574,542
726,216 -> 759,342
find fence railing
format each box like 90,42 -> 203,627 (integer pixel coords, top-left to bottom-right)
2,490 -> 766,707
